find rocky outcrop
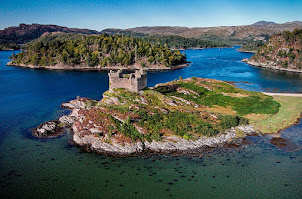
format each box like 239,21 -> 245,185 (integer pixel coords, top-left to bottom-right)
73,133 -> 145,155
33,121 -> 64,138
58,115 -> 76,126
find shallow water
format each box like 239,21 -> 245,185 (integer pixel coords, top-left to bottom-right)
0,47 -> 301,198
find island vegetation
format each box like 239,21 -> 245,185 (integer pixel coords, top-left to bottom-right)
34,76 -> 302,155
9,32 -> 187,69
246,28 -> 302,71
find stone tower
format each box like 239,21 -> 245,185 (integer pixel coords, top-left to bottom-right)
108,69 -> 147,92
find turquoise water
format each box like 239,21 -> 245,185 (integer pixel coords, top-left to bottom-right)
0,47 -> 301,198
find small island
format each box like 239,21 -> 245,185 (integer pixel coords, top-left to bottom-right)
7,32 -> 188,71
34,70 -> 302,156
243,28 -> 302,73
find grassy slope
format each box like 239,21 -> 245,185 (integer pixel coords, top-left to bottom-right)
251,96 -> 302,134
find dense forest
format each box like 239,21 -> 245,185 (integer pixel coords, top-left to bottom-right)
142,35 -> 229,49
0,43 -> 19,51
238,40 -> 265,52
250,28 -> 302,70
10,33 -> 187,68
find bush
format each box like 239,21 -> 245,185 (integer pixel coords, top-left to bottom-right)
194,124 -> 218,137
146,132 -> 162,142
183,133 -> 193,140
220,115 -> 249,129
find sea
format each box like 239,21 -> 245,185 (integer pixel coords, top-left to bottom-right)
0,46 -> 301,198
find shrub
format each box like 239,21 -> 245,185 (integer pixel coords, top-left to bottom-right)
219,115 -> 249,129
146,132 -> 162,142
194,124 -> 218,137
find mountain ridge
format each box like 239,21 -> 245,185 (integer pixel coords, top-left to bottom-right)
0,23 -> 101,44
2,21 -> 302,46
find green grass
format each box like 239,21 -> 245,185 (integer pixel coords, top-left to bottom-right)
252,96 -> 302,134
202,94 -> 280,115
156,81 -> 280,116
109,115 -> 143,141
136,109 -> 219,138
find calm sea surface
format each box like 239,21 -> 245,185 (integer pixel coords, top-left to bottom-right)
0,47 -> 301,198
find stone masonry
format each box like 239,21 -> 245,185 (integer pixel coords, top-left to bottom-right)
108,69 -> 147,92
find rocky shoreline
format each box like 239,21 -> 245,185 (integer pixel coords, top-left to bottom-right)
34,97 -> 257,156
7,61 -> 189,72
237,49 -> 255,53
242,59 -> 302,73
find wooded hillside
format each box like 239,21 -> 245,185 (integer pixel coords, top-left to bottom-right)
10,32 -> 187,68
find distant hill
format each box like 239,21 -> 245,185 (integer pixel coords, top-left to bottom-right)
2,21 -> 302,48
0,23 -> 101,44
247,28 -> 302,72
118,21 -> 302,45
0,23 -> 230,50
251,21 -> 277,27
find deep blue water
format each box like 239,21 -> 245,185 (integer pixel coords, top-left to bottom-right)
0,47 -> 301,198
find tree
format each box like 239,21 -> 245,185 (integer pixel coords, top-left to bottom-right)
147,56 -> 154,64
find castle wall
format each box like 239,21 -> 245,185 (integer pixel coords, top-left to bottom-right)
108,70 -> 147,92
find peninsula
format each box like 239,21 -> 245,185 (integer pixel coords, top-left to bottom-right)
34,71 -> 302,156
8,32 -> 188,71
243,28 -> 302,73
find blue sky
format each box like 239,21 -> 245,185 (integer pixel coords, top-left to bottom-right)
0,0 -> 301,30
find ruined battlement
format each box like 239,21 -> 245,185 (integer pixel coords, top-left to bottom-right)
108,69 -> 147,92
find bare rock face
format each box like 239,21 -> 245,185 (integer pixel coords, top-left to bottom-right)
33,121 -> 64,138
73,133 -> 145,155
144,130 -> 238,154
71,125 -> 255,156
58,115 -> 76,126
61,98 -> 88,109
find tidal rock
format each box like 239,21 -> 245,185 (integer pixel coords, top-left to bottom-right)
33,121 -> 64,138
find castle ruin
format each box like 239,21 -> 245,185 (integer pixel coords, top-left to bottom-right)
108,69 -> 147,92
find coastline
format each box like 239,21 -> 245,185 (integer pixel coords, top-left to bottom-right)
237,49 -> 255,53
242,59 -> 302,73
171,46 -> 232,51
7,61 -> 189,72
263,92 -> 302,97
